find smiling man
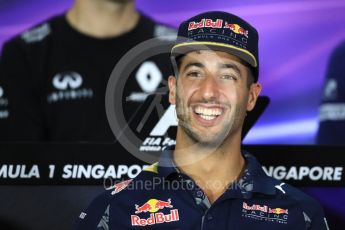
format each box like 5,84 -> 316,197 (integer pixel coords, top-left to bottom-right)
167,48 -> 261,204
77,11 -> 329,229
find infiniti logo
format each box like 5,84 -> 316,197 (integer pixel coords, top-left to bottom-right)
52,72 -> 83,90
47,72 -> 93,103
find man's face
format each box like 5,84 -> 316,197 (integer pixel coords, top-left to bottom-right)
168,50 -> 261,147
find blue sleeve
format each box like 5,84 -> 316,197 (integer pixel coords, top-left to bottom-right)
300,196 -> 329,230
309,203 -> 329,230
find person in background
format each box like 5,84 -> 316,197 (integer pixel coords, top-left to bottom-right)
316,40 -> 345,145
0,0 -> 176,141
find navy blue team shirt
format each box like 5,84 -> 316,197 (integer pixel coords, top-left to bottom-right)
77,151 -> 329,229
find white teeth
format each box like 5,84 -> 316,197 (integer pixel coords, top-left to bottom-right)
200,115 -> 217,120
195,106 -> 222,116
194,106 -> 223,121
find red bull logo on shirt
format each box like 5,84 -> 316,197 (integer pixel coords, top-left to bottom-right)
224,22 -> 249,38
131,198 -> 179,226
243,202 -> 268,212
242,202 -> 289,224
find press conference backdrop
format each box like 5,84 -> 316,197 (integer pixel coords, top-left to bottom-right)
1,0 -> 345,144
1,1 -> 345,230
0,144 -> 344,230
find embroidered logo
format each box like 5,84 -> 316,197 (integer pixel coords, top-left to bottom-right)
323,78 -> 337,100
21,23 -> 51,43
131,198 -> 179,226
47,72 -> 93,103
110,179 -> 133,195
224,22 -> 249,38
242,202 -> 289,224
0,86 -> 9,119
79,212 -> 87,219
275,182 -> 286,194
188,18 -> 223,31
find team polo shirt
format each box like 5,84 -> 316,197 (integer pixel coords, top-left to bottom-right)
77,151 -> 329,229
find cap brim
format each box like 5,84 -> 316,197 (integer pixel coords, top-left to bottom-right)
171,41 -> 257,68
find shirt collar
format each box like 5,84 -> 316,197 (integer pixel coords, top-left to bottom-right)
233,151 -> 276,198
157,149 -> 277,197
157,150 -> 179,179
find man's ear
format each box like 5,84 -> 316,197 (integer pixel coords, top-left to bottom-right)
247,82 -> 262,111
168,75 -> 177,105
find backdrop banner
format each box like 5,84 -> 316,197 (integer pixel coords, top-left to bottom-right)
0,143 -> 344,186
0,143 -> 344,230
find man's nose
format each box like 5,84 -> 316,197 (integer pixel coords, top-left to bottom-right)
199,75 -> 220,100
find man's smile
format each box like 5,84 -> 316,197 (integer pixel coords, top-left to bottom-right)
191,104 -> 226,125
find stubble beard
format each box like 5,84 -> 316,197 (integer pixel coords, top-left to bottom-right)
175,90 -> 244,149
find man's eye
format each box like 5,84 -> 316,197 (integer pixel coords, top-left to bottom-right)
187,71 -> 201,78
221,74 -> 238,80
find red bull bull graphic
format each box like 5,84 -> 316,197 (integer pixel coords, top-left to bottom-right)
131,198 -> 179,226
242,202 -> 289,224
135,202 -> 152,214
155,199 -> 173,210
269,207 -> 289,215
224,22 -> 249,38
188,18 -> 223,31
135,198 -> 173,214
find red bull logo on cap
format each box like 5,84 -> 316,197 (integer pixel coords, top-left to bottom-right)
224,22 -> 249,38
131,198 -> 179,226
188,18 -> 223,31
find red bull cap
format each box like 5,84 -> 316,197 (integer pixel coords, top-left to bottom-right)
171,11 -> 259,82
